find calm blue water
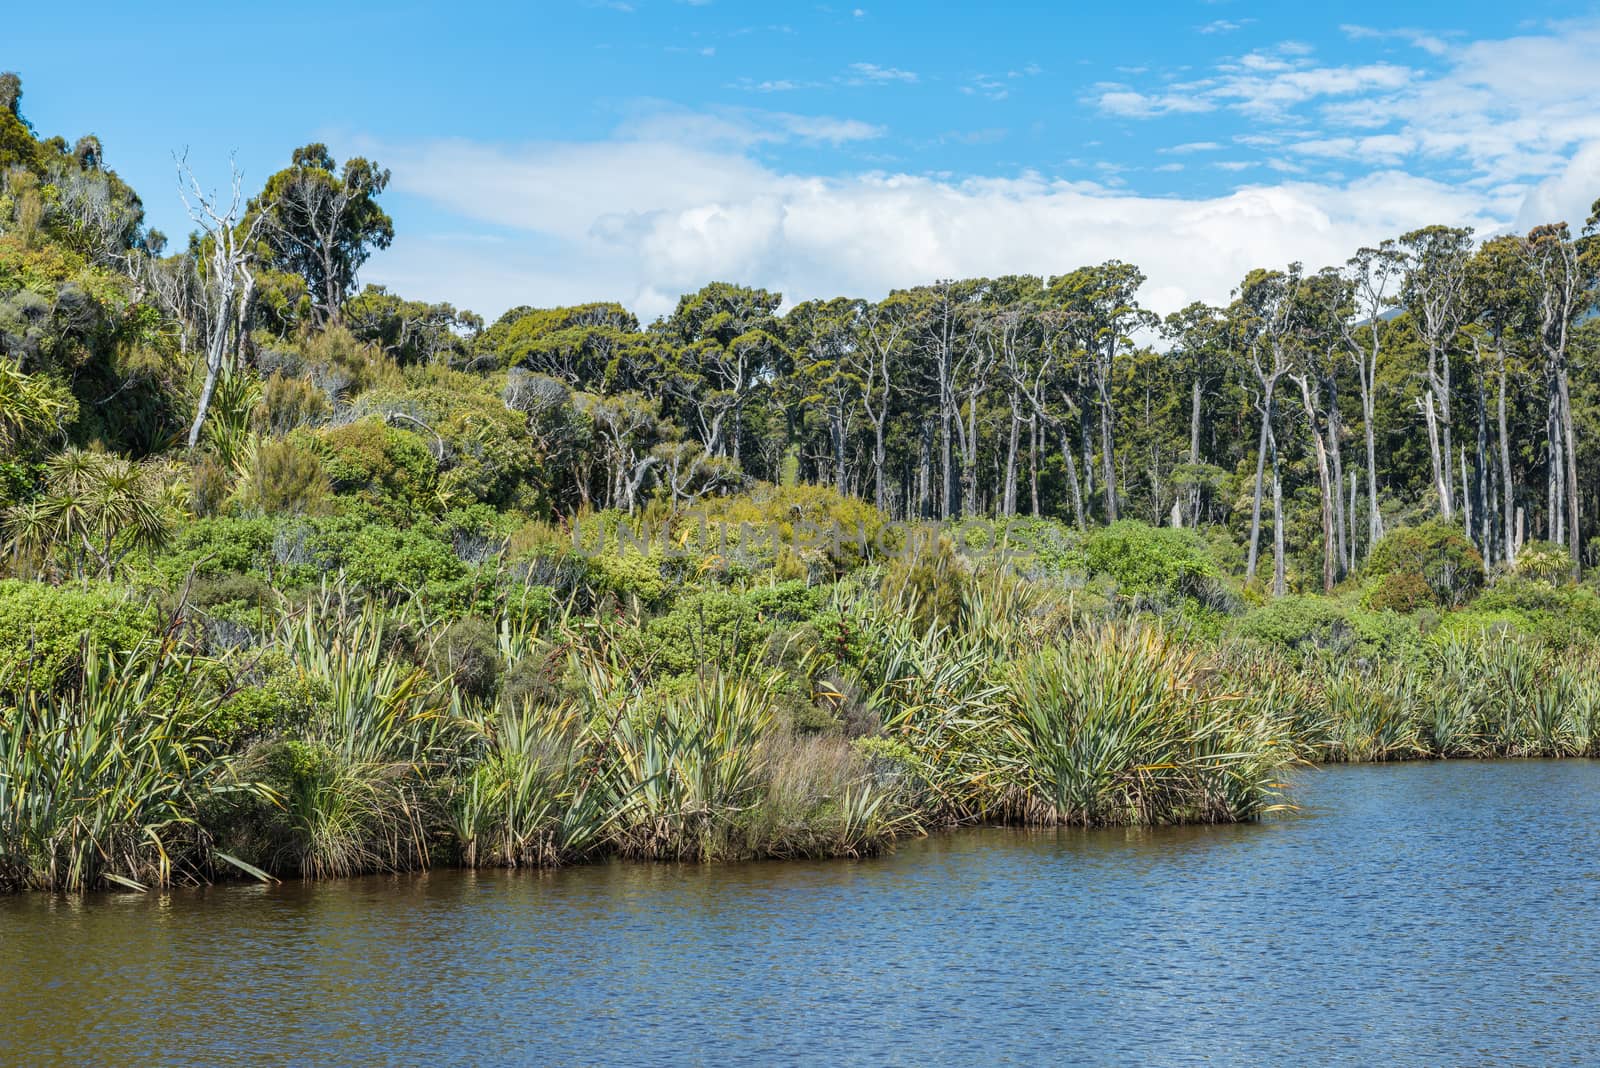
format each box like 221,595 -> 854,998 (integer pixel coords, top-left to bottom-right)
5,760 -> 1600,1065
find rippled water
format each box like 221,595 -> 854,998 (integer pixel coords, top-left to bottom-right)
5,760 -> 1600,1065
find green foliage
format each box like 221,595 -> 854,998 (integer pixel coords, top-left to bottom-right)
311,518 -> 465,593
880,533 -> 970,633
1233,595 -> 1422,664
1365,520 -> 1485,607
0,358 -> 74,453
1513,541 -> 1573,583
345,284 -> 479,367
213,650 -> 328,748
356,370 -> 538,509
244,436 -> 330,515
258,371 -> 330,434
0,639 -> 270,892
251,144 -> 392,322
1366,571 -> 1434,614
1083,519 -> 1223,608
0,579 -> 156,694
588,547 -> 671,609
430,616 -> 501,702
149,515 -> 279,582
4,447 -> 174,579
1000,627 -> 1291,824
316,417 -> 438,517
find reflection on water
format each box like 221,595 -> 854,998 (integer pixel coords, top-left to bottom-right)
5,761 -> 1600,1065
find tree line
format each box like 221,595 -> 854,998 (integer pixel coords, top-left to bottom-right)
3,70 -> 1600,593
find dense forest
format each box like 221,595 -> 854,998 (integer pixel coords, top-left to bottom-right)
7,73 -> 1600,894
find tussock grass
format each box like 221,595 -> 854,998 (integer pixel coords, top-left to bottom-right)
6,572 -> 1598,895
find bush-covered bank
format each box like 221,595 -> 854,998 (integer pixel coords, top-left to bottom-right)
7,515 -> 1600,895
8,73 -> 1600,894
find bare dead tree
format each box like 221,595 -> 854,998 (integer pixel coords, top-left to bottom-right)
177,152 -> 269,450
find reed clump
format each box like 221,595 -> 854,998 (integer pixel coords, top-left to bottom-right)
6,567 -> 1600,895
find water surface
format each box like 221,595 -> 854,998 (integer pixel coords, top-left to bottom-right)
5,760 -> 1600,1065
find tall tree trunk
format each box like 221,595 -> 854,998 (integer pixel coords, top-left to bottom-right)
1189,377 -> 1202,464
1059,428 -> 1085,530
1560,369 -> 1582,577
1295,376 -> 1336,594
1271,432 -> 1286,598
1363,385 -> 1382,551
1028,413 -> 1040,517
1002,399 -> 1021,517
1475,373 -> 1490,557
831,405 -> 847,494
1498,348 -> 1515,565
1246,377 -> 1278,583
1348,470 -> 1359,566
1423,393 -> 1445,517
871,418 -> 888,513
1098,376 -> 1118,522
1327,378 -> 1346,575
1080,404 -> 1094,505
917,419 -> 933,520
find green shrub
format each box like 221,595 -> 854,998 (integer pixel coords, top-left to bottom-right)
1082,520 -> 1223,608
1365,520 -> 1484,607
258,372 -> 329,434
968,516 -> 1086,576
589,549 -> 671,609
150,516 -> 279,582
1233,595 -> 1421,664
1457,576 -> 1600,648
430,616 -> 502,702
245,436 -> 330,515
0,580 -> 157,693
310,518 -> 464,594
317,418 -> 438,518
213,649 -> 328,748
1366,572 -> 1433,614
880,533 -> 970,633
744,580 -> 823,623
639,588 -> 760,676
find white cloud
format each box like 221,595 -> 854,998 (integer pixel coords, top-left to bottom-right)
1208,59 -> 1415,118
1341,24 -> 1449,56
1516,142 -> 1600,231
728,78 -> 820,93
845,62 -> 918,84
1093,86 -> 1214,118
371,134 -> 1513,322
1098,19 -> 1600,193
361,23 -> 1600,323
613,106 -> 883,147
1093,50 -> 1413,121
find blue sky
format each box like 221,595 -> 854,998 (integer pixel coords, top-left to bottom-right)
11,1 -> 1600,319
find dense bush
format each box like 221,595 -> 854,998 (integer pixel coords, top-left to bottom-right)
1083,520 -> 1223,609
0,579 -> 157,693
1233,594 -> 1421,664
1366,571 -> 1434,614
429,616 -> 501,701
308,515 -> 465,593
1365,520 -> 1484,607
316,418 -> 438,518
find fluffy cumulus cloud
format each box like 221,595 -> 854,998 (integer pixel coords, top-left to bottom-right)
370,137 -> 1506,322
365,21 -> 1600,322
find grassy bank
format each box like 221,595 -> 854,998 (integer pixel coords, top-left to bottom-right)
6,546 -> 1599,894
